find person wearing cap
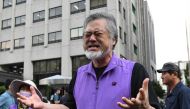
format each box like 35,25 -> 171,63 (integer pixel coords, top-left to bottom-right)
16,12 -> 160,109
157,62 -> 190,109
0,79 -> 18,109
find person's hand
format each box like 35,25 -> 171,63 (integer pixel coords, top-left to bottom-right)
17,86 -> 44,109
117,78 -> 155,109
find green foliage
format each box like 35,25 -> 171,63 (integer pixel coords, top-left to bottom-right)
0,85 -> 6,95
152,81 -> 165,99
184,63 -> 190,87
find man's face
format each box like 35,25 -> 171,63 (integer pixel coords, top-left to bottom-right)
83,19 -> 114,60
161,72 -> 174,85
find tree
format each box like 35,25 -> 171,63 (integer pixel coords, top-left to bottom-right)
0,85 -> 5,95
152,81 -> 165,99
184,63 -> 190,87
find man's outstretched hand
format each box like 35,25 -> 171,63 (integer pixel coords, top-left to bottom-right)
117,78 -> 155,109
17,86 -> 44,109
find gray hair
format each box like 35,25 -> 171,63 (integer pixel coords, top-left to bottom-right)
83,12 -> 118,49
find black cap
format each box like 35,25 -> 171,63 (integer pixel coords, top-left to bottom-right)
157,62 -> 180,73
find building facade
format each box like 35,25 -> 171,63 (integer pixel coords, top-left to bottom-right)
0,0 -> 157,83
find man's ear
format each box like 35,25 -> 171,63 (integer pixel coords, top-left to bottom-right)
112,39 -> 116,46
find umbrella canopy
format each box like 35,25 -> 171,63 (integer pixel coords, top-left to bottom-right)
39,75 -> 72,85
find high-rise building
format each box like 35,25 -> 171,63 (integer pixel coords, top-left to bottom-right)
0,0 -> 157,83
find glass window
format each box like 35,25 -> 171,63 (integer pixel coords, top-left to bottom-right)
1,42 -> 6,50
71,55 -> 90,76
79,27 -> 83,36
119,1 -> 121,12
32,34 -> 44,46
49,6 -> 62,19
134,44 -> 138,55
33,59 -> 61,74
3,0 -> 12,8
71,0 -> 85,14
123,8 -> 126,19
40,61 -> 46,73
90,0 -> 107,10
70,27 -> 83,40
71,28 -> 78,38
132,3 -> 136,15
2,19 -> 11,30
49,33 -> 56,42
33,10 -> 45,22
124,32 -> 127,44
56,32 -> 61,40
119,26 -> 122,39
38,34 -> 44,43
0,41 -> 10,51
14,38 -> 24,49
133,24 -> 137,34
48,31 -> 62,43
16,0 -> 26,5
15,15 -> 25,26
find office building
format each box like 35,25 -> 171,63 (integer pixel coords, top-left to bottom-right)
0,0 -> 157,83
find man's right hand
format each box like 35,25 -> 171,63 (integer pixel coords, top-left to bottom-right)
17,86 -> 44,109
17,86 -> 69,109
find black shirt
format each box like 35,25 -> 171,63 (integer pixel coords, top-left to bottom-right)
64,63 -> 160,109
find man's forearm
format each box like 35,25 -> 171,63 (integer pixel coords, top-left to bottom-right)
41,103 -> 69,109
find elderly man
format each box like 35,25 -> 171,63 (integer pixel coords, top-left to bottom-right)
17,12 -> 160,109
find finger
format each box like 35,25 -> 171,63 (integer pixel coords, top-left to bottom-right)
17,97 -> 33,107
16,92 -> 27,100
139,88 -> 145,100
30,102 -> 34,108
17,97 -> 27,105
142,78 -> 149,91
117,102 -> 130,108
122,97 -> 135,106
131,98 -> 141,105
30,86 -> 37,95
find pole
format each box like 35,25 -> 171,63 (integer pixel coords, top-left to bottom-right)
185,20 -> 190,80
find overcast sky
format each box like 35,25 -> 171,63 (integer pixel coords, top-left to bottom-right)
147,0 -> 189,68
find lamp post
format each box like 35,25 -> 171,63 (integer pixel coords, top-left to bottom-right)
185,20 -> 190,77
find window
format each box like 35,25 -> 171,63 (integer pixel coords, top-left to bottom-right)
32,34 -> 44,46
123,8 -> 126,19
124,32 -> 127,44
132,3 -> 136,15
119,0 -> 121,12
33,10 -> 45,22
119,26 -> 122,39
14,38 -> 24,49
133,24 -> 137,34
71,0 -> 85,14
70,27 -> 83,40
33,58 -> 61,74
90,0 -> 107,10
16,0 -> 26,5
134,44 -> 138,55
3,0 -> 12,8
48,31 -> 62,43
15,15 -> 25,26
49,6 -> 62,19
2,19 -> 11,30
0,40 -> 10,51
71,55 -> 90,76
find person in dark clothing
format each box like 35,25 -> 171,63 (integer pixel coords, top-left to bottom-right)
157,62 -> 190,109
17,12 -> 160,109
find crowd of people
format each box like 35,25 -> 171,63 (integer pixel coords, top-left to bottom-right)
1,12 -> 190,109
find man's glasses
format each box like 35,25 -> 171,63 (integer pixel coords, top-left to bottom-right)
83,31 -> 105,38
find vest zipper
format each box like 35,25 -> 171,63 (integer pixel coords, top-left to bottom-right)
96,80 -> 99,89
